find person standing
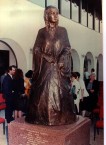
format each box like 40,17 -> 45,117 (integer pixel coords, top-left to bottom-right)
75,72 -> 89,116
86,73 -> 99,113
84,68 -> 90,87
13,68 -> 25,119
71,72 -> 80,114
2,65 -> 16,123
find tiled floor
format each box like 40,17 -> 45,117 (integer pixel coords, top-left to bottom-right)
0,110 -> 104,145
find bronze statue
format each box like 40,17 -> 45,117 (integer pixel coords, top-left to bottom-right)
25,6 -> 76,125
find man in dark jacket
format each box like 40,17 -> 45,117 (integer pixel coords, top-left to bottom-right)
2,65 -> 16,123
86,73 -> 99,112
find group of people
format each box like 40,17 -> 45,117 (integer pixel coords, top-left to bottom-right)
0,65 -> 99,124
70,69 -> 99,117
0,65 -> 33,123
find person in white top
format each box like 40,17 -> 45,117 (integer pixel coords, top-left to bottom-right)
71,72 -> 80,114
75,72 -> 89,116
84,68 -> 90,80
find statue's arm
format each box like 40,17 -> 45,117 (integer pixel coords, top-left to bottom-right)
32,29 -> 43,75
58,28 -> 71,77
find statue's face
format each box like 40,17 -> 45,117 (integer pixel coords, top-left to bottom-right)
47,8 -> 58,23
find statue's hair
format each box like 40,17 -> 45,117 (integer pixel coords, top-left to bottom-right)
44,6 -> 59,28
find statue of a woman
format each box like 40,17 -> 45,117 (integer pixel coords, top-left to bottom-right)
26,6 -> 76,125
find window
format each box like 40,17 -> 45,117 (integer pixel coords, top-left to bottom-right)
88,1 -> 93,29
28,0 -> 45,7
81,0 -> 87,26
72,1 -> 79,22
100,20 -> 102,33
88,13 -> 93,29
47,0 -> 58,8
61,0 -> 70,19
95,17 -> 99,32
81,9 -> 87,26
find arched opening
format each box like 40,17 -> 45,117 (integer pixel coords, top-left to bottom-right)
0,40 -> 17,76
97,54 -> 103,81
71,49 -> 80,72
0,38 -> 27,74
84,52 -> 94,73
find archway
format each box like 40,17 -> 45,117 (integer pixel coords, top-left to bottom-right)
84,52 -> 94,73
0,40 -> 17,76
97,54 -> 103,81
0,38 -> 27,74
71,49 -> 80,72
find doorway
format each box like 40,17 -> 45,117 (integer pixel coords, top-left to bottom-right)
0,50 -> 9,76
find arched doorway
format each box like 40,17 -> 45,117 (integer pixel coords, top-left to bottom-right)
71,49 -> 80,72
84,52 -> 94,73
97,54 -> 103,81
0,38 -> 27,74
0,40 -> 17,76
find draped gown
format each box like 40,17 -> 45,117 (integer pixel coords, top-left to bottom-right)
26,26 -> 76,125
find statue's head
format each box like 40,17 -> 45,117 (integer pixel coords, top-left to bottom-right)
44,6 -> 59,27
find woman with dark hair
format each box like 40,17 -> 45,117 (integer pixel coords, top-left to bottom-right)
13,68 -> 25,119
26,6 -> 76,125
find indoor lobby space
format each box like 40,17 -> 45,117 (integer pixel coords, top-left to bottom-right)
0,0 -> 103,145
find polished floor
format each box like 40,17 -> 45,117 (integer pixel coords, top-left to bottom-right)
0,110 -> 104,145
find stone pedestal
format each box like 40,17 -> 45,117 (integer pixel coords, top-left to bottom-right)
8,116 -> 91,145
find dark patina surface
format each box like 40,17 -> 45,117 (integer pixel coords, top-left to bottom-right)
26,6 -> 76,125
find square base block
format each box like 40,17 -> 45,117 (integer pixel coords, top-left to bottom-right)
8,116 -> 91,145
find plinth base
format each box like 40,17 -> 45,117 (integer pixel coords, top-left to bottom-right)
8,116 -> 91,145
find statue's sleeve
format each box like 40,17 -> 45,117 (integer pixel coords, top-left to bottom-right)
59,28 -> 71,77
63,28 -> 71,50
32,29 -> 43,76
